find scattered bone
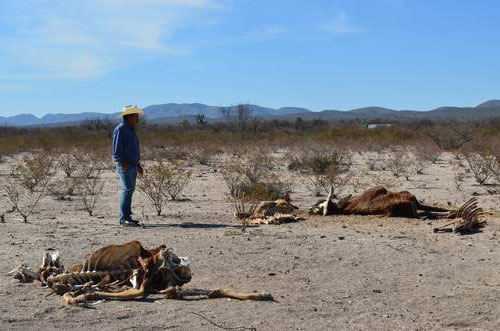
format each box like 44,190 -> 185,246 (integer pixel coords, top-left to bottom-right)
249,213 -> 304,225
166,287 -> 273,301
433,198 -> 486,234
38,251 -> 64,285
7,264 -> 38,283
252,199 -> 299,218
247,199 -> 302,225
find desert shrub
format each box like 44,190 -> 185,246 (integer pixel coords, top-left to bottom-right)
140,145 -> 179,162
137,161 -> 170,216
311,152 -> 351,196
236,180 -> 292,201
221,151 -> 291,199
287,148 -> 352,174
286,152 -> 305,172
163,161 -> 192,200
491,168 -> 500,187
485,144 -> 500,190
72,175 -> 105,216
220,151 -> 292,219
232,150 -> 276,183
191,147 -> 220,166
74,150 -> 106,178
4,180 -> 48,222
230,185 -> 260,221
426,123 -> 474,151
413,143 -> 441,165
288,148 -> 352,197
452,162 -> 467,191
13,153 -> 55,193
219,161 -> 252,219
410,149 -> 429,175
3,155 -> 53,222
138,161 -> 192,215
162,146 -> 191,162
80,119 -> 115,138
142,146 -> 193,163
57,153 -> 78,178
309,171 -> 352,198
463,148 -> 495,186
362,150 -> 387,172
48,179 -> 75,201
384,148 -> 413,180
219,104 -> 255,135
221,148 -> 267,174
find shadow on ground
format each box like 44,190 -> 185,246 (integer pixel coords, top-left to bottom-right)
142,222 -> 259,229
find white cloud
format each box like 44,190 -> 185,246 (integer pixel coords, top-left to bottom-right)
34,16 -> 98,47
321,11 -> 364,35
43,54 -> 110,79
0,0 -> 225,80
183,23 -> 286,49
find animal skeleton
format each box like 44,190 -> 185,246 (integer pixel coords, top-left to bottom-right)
9,241 -> 273,306
310,186 -> 484,233
248,199 -> 303,225
433,198 -> 485,234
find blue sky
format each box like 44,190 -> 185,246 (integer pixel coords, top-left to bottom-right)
0,0 -> 499,117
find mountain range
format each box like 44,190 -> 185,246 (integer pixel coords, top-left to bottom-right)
1,100 -> 499,127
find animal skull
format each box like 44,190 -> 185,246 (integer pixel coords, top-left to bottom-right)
7,264 -> 38,283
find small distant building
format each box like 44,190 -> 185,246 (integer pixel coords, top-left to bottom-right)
364,123 -> 393,129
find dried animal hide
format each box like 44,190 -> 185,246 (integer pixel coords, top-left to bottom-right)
8,241 -> 273,306
311,186 -> 466,219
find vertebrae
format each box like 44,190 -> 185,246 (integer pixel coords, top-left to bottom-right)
47,268 -> 138,287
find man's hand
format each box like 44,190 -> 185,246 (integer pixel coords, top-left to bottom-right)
122,160 -> 130,171
138,164 -> 144,176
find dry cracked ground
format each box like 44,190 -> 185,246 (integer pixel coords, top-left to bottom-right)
1,152 -> 500,330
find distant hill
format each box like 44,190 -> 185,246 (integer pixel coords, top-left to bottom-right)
0,114 -> 40,126
143,103 -> 221,119
41,112 -> 114,124
277,107 -> 313,115
1,100 -> 499,127
349,107 -> 396,116
476,100 -> 500,109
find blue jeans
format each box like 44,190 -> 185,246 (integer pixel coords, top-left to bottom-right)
116,163 -> 137,222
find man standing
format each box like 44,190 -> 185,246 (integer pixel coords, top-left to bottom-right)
112,105 -> 145,226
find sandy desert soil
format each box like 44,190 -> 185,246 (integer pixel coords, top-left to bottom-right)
1,151 -> 500,330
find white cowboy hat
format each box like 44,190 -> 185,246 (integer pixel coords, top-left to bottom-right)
119,105 -> 144,117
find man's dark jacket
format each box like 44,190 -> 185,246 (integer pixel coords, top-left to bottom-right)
112,121 -> 140,165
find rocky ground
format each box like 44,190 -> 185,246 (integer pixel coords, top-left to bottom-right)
1,151 -> 499,330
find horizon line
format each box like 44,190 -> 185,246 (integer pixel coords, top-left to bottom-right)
2,99 -> 499,119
